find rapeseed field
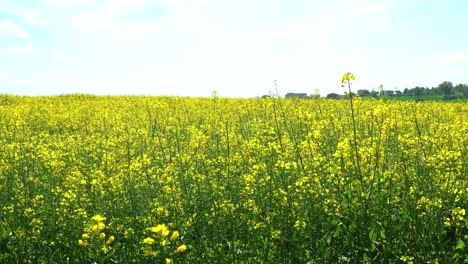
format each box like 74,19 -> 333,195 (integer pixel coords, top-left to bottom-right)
0,94 -> 466,263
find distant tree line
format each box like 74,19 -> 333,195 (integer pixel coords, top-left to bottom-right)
325,81 -> 468,100
260,81 -> 468,101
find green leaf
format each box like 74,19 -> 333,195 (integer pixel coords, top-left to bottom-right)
369,228 -> 376,241
333,225 -> 341,238
456,239 -> 465,250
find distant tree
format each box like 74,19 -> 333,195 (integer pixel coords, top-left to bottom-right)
357,89 -> 371,97
438,81 -> 453,96
403,88 -> 410,95
326,93 -> 340,99
454,83 -> 468,97
413,86 -> 425,101
285,93 -> 308,99
424,87 -> 433,94
344,91 -> 356,98
383,90 -> 394,96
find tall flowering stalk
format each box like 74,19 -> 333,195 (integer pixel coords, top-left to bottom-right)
341,72 -> 363,191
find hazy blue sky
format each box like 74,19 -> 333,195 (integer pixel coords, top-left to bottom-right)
1,0 -> 467,97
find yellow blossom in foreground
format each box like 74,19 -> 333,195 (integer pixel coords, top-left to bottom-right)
166,257 -> 172,264
106,235 -> 115,245
175,244 -> 187,253
444,218 -> 451,227
91,214 -> 106,222
78,239 -> 88,247
148,224 -> 170,237
101,245 -> 111,253
169,231 -> 179,241
124,228 -> 134,238
143,237 -> 155,245
143,249 -> 157,256
400,255 -> 415,264
82,233 -> 91,240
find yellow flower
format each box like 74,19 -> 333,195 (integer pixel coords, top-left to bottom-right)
78,239 -> 88,247
106,235 -> 115,245
444,218 -> 451,227
272,230 -> 282,240
99,232 -> 106,240
124,228 -> 134,238
166,257 -> 172,264
341,72 -> 356,83
101,245 -> 110,253
82,233 -> 91,240
160,239 -> 169,247
91,214 -> 106,222
143,249 -> 157,256
149,224 -> 170,237
169,231 -> 179,241
175,244 -> 187,253
143,237 -> 155,245
400,255 -> 415,264
98,222 -> 106,231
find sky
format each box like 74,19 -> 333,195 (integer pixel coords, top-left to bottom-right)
0,0 -> 468,97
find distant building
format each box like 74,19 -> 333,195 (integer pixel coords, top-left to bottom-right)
285,93 -> 308,99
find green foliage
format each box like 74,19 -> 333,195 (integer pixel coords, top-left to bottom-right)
438,81 -> 454,96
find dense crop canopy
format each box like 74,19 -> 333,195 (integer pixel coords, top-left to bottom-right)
0,95 -> 466,262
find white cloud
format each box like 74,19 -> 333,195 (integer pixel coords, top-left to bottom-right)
1,45 -> 40,55
65,0 -> 152,29
61,0 -> 393,96
50,49 -> 65,59
433,51 -> 468,63
43,0 -> 96,7
104,0 -> 150,12
0,71 -> 11,80
160,0 -> 214,15
70,10 -> 117,31
9,79 -> 33,86
68,0 -> 153,32
0,20 -> 28,38
10,9 -> 45,26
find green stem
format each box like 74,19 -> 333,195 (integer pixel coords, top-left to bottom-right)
348,82 -> 363,192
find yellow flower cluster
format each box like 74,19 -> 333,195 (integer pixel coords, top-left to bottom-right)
400,255 -> 415,264
444,207 -> 466,227
79,214 -> 115,259
142,223 -> 188,263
